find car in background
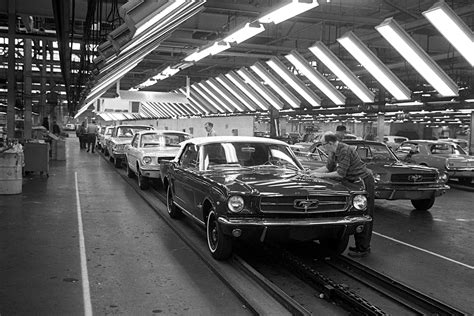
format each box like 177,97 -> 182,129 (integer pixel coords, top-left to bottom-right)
294,132 -> 361,152
98,126 -> 115,154
296,140 -> 449,211
63,123 -> 76,131
125,130 -> 191,189
160,136 -> 371,260
397,140 -> 474,185
383,135 -> 409,150
438,138 -> 469,152
106,125 -> 154,168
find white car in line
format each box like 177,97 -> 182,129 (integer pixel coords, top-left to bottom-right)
125,130 -> 192,189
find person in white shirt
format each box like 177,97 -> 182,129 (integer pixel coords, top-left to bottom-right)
86,119 -> 99,153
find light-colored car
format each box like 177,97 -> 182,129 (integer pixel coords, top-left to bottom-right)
98,126 -> 115,154
397,140 -> 474,184
63,123 -> 76,131
106,125 -> 154,168
383,135 -> 409,150
125,130 -> 191,189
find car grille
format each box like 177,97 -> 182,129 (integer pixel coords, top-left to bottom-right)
259,195 -> 348,213
391,173 -> 437,183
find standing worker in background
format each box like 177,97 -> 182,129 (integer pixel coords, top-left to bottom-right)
86,119 -> 99,153
309,132 -> 374,258
204,122 -> 217,136
52,119 -> 61,136
76,121 -> 87,149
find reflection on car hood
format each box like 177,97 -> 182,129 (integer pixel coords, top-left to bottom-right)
203,168 -> 357,196
366,161 -> 437,174
110,137 -> 132,145
139,147 -> 180,157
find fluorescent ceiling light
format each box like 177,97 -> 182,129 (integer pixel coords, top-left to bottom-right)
376,18 -> 459,97
199,82 -> 233,112
216,75 -> 256,111
178,88 -> 209,114
223,22 -> 265,44
226,71 -> 271,111
258,0 -> 319,25
184,41 -> 231,62
423,1 -> 474,67
285,50 -> 346,105
237,68 -> 284,110
250,62 -> 300,108
266,57 -> 322,107
193,84 -> 225,113
308,41 -> 375,103
207,78 -> 244,112
337,32 -> 411,101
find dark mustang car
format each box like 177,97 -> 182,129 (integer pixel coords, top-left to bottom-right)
160,136 -> 371,260
295,140 -> 449,211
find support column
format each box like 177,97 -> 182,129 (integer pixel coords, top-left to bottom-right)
24,38 -> 32,139
7,0 -> 16,139
470,111 -> 474,155
377,113 -> 385,143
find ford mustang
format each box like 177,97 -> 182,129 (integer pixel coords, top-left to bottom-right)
295,140 -> 449,211
106,125 -> 154,168
160,136 -> 371,260
125,130 -> 191,189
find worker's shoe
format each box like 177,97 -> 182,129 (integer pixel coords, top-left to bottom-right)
348,247 -> 370,258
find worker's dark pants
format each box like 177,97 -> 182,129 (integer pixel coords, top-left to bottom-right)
87,134 -> 96,152
79,135 -> 87,149
354,173 -> 375,251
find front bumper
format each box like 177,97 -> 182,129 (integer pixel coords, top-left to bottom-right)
139,167 -> 161,179
218,215 -> 372,242
375,184 -> 450,200
446,169 -> 474,179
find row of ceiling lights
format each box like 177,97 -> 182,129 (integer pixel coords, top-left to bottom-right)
82,0 -> 473,119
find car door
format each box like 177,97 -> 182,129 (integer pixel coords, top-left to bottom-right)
126,134 -> 140,172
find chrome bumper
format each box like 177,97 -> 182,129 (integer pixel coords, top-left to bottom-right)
218,215 -> 372,227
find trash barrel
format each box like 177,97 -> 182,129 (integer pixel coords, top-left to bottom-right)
0,152 -> 23,194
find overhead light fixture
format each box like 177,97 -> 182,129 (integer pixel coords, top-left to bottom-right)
184,41 -> 231,62
193,84 -> 225,113
216,75 -> 256,111
376,18 -> 459,97
258,0 -> 319,25
199,82 -> 233,112
237,68 -> 284,110
308,41 -> 375,103
223,22 -> 265,44
226,71 -> 271,111
423,1 -> 474,67
250,62 -> 301,108
337,32 -> 411,101
178,88 -> 209,114
285,50 -> 346,105
266,57 -> 322,107
207,78 -> 244,112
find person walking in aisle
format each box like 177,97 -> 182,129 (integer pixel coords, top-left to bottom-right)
86,119 -> 99,153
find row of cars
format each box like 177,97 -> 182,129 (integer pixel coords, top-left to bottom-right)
94,126 -> 470,261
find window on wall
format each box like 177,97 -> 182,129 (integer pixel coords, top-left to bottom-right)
131,101 -> 140,113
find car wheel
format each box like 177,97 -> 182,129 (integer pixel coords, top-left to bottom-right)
126,161 -> 134,178
206,210 -> 232,260
319,234 -> 349,257
114,158 -> 121,168
458,177 -> 472,185
411,196 -> 435,210
166,185 -> 183,219
138,171 -> 149,190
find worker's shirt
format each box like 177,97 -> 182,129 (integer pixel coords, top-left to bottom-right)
326,142 -> 370,181
86,124 -> 98,134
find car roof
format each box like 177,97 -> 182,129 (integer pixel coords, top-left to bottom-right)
181,136 -> 288,146
135,129 -> 190,136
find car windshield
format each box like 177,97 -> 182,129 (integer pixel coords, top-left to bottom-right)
116,126 -> 151,137
142,133 -> 190,147
201,142 -> 302,171
350,143 -> 398,162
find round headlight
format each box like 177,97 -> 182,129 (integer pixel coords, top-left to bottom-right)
438,172 -> 448,182
353,195 -> 367,211
142,156 -> 152,164
227,195 -> 244,213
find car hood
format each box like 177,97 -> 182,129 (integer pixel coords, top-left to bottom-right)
366,160 -> 437,174
202,168 -> 359,196
139,147 -> 180,157
110,137 -> 132,145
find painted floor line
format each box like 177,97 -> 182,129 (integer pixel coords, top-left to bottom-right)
75,172 -> 93,316
374,231 -> 474,270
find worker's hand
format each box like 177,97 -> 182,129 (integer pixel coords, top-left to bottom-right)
309,171 -> 326,178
